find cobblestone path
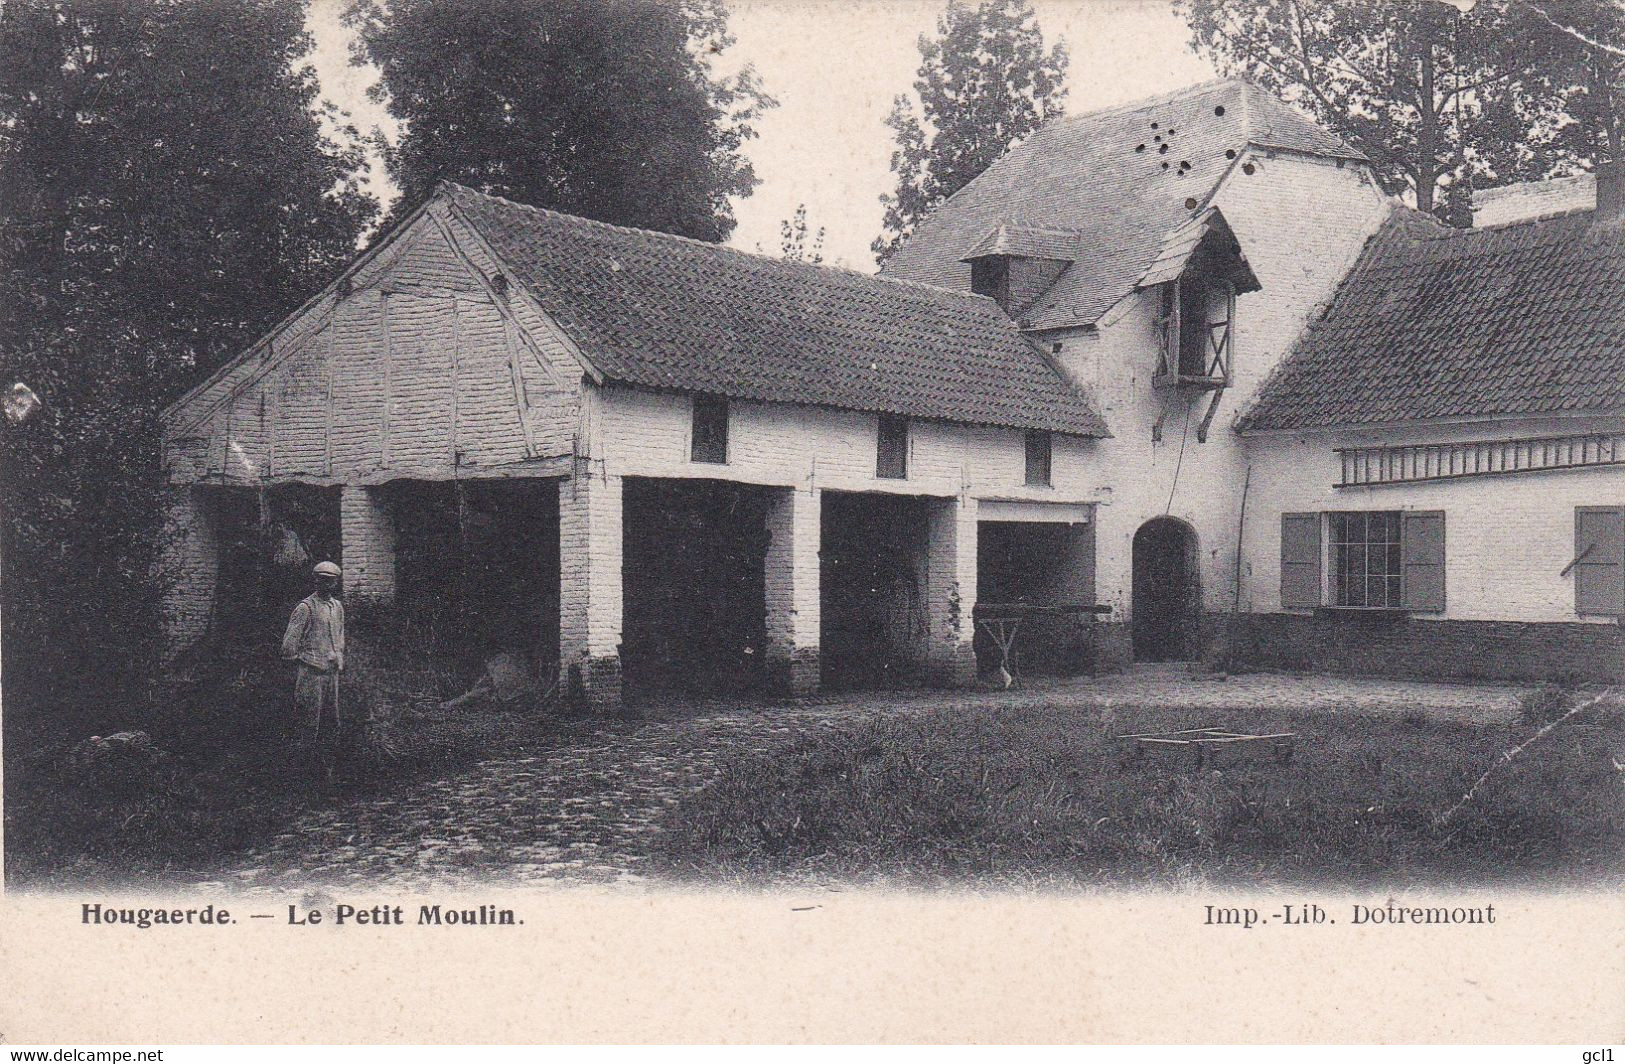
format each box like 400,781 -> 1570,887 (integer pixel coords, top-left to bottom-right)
199,671 -> 1529,893
200,711 -> 844,895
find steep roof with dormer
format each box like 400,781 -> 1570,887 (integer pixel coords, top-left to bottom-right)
880,79 -> 1366,331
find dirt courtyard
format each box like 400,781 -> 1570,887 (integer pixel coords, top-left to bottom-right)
185,670 -> 1536,895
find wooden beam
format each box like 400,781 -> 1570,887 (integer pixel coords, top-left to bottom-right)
323,332 -> 335,478
168,453 -> 574,489
450,295 -> 463,467
380,289 -> 394,467
501,313 -> 538,458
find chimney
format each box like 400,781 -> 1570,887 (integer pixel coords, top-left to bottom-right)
1595,160 -> 1625,223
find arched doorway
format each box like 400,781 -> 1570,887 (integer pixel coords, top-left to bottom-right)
1132,517 -> 1200,662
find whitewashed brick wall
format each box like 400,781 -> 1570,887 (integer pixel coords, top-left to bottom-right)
587,386 -> 1103,506
559,471 -> 624,705
924,495 -> 979,683
1242,417 -> 1625,623
1045,152 -> 1392,628
341,486 -> 397,601
1472,174 -> 1594,228
160,486 -> 219,655
763,485 -> 821,692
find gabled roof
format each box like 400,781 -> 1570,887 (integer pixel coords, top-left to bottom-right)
1135,207 -> 1260,293
1237,207 -> 1625,432
442,183 -> 1108,436
880,79 -> 1366,331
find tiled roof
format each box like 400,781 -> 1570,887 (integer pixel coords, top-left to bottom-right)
442,183 -> 1108,436
880,79 -> 1366,331
961,223 -> 1081,261
1237,207 -> 1625,432
1136,207 -> 1260,292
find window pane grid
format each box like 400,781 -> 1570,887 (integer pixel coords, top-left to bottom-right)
1329,511 -> 1401,607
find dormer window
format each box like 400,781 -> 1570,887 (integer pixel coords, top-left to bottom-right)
1155,275 -> 1235,388
961,224 -> 1076,318
1140,207 -> 1259,392
970,256 -> 1011,306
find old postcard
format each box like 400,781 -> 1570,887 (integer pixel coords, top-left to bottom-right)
1,0 -> 1621,1046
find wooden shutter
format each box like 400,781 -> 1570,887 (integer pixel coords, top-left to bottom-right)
1575,506 -> 1625,617
876,415 -> 908,479
1280,513 -> 1322,609
690,395 -> 728,464
1401,510 -> 1446,611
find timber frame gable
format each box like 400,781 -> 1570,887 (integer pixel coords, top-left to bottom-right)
162,187 -> 593,488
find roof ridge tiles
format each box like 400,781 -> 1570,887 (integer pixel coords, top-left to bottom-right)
431,181 -> 1107,436
1040,76 -> 1242,131
438,180 -> 994,305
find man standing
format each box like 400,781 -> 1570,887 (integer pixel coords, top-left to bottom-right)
281,560 -> 346,783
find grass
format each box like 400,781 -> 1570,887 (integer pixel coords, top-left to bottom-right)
652,700 -> 1625,889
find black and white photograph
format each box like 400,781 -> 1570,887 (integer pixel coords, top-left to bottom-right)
0,0 -> 1622,1048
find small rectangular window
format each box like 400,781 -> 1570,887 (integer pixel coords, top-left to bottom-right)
1024,430 -> 1052,486
1328,511 -> 1402,607
690,395 -> 728,464
876,414 -> 908,479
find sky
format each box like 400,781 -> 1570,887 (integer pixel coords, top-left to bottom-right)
305,0 -> 1217,271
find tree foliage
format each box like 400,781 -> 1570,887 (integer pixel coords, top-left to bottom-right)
0,0 -> 376,714
779,204 -> 825,264
874,0 -> 1067,262
346,0 -> 774,242
1516,0 -> 1625,166
1176,0 -> 1625,221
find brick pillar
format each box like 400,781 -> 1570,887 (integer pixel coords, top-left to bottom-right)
340,485 -> 396,602
160,485 -> 219,661
559,472 -> 623,712
763,485 -> 821,695
924,495 -> 978,686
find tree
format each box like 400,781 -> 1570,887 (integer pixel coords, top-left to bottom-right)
0,0 -> 376,715
1175,0 -> 1607,220
873,0 -> 1068,262
1514,0 -> 1625,167
346,0 -> 775,242
779,204 -> 825,264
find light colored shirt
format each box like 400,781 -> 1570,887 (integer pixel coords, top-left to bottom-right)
281,593 -> 345,671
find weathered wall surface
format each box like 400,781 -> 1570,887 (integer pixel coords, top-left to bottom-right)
1239,418 -> 1625,623
586,385 -> 1099,684
159,486 -> 221,653
163,207 -> 581,487
1046,152 -> 1391,649
1231,612 -> 1623,683
1472,173 -> 1594,228
586,384 -> 1102,505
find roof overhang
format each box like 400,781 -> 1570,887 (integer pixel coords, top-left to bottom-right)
1135,207 -> 1261,294
961,222 -> 1080,263
1235,405 -> 1625,438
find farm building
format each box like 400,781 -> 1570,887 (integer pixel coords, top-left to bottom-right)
159,79 -> 1625,709
159,182 -> 1109,709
